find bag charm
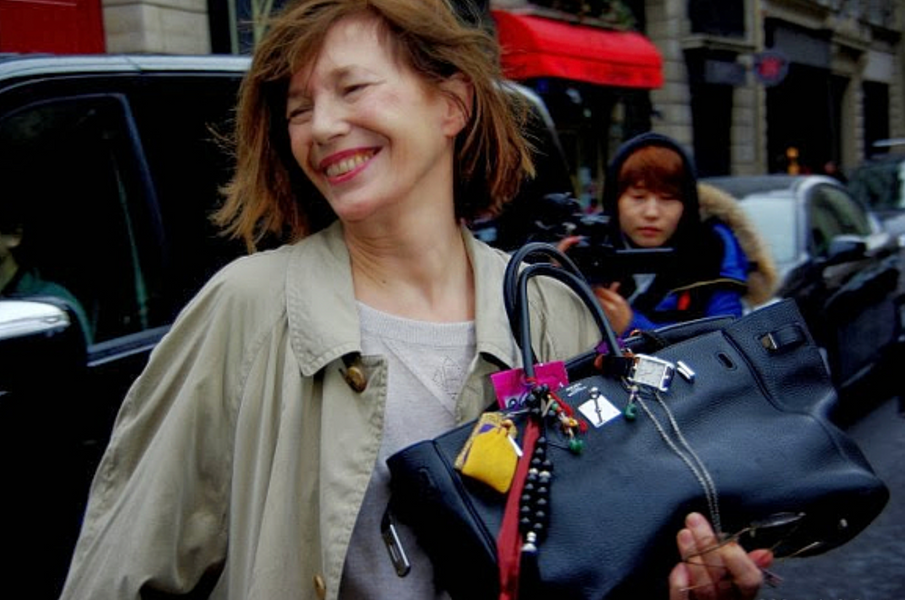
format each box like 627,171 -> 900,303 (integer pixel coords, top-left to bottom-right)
456,413 -> 521,493
497,379 -> 589,600
490,361 -> 569,410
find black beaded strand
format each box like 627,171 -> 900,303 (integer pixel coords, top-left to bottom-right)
519,384 -> 554,554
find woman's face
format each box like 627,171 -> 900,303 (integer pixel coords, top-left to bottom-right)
285,13 -> 468,228
617,183 -> 684,248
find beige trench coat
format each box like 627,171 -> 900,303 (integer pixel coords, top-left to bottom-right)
59,221 -> 601,600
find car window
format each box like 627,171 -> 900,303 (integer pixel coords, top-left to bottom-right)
0,70 -> 249,350
126,74 -> 247,322
0,95 -> 159,345
807,185 -> 872,256
737,195 -> 798,270
848,157 -> 905,212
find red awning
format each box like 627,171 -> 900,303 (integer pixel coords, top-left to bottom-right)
492,10 -> 663,89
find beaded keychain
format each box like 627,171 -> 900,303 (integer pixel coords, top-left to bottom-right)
517,381 -> 586,554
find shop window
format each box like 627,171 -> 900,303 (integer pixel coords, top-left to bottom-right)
863,81 -> 890,155
688,0 -> 745,38
690,82 -> 733,177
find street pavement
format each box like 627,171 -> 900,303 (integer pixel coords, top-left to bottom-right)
754,396 -> 905,600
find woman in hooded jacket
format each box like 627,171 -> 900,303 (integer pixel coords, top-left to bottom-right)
564,132 -> 776,337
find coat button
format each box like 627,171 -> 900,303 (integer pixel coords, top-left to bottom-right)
343,364 -> 367,392
313,574 -> 327,599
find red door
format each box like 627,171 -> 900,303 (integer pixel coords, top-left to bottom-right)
0,0 -> 105,53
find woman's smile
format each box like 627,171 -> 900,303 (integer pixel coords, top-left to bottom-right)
320,148 -> 379,180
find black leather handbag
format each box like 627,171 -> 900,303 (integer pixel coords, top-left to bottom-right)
385,243 -> 889,600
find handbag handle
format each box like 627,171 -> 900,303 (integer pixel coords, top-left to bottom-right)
508,247 -> 623,379
503,242 -> 585,320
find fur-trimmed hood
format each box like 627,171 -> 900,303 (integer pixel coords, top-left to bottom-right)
697,181 -> 779,306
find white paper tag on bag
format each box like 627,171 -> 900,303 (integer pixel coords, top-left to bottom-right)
578,393 -> 621,428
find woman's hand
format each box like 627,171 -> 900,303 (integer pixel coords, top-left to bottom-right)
668,513 -> 774,600
556,235 -> 633,335
592,283 -> 632,336
555,235 -> 582,254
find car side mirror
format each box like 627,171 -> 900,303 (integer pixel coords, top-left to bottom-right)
0,298 -> 87,393
824,235 -> 867,265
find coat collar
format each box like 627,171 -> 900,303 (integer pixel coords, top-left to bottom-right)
285,221 -> 519,377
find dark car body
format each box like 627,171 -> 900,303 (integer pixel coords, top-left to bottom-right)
703,175 -> 904,408
0,53 -> 252,598
0,54 -> 573,598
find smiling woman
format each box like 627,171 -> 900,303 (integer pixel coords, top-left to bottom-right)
58,2 -> 771,600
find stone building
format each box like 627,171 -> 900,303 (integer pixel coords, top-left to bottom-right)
488,0 -> 904,200
103,0 -> 212,54
103,0 -> 905,184
3,0 -> 900,203
647,0 -> 904,178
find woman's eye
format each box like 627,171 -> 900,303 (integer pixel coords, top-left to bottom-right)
287,105 -> 312,123
344,83 -> 367,96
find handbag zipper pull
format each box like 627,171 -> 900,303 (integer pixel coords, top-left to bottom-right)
624,385 -> 639,421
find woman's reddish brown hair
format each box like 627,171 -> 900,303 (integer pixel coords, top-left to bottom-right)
617,145 -> 686,201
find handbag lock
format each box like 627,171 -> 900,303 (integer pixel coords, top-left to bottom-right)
628,354 -> 676,392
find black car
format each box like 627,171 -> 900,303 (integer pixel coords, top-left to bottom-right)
0,54 -> 574,598
703,175 -> 905,411
0,54 -> 252,598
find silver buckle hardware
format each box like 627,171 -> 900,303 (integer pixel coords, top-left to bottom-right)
759,324 -> 806,353
381,508 -> 411,577
676,360 -> 696,383
628,354 -> 675,392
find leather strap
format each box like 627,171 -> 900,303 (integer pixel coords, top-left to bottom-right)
497,418 -> 540,600
760,323 -> 806,353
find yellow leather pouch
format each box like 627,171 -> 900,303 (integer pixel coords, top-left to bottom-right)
456,414 -> 520,493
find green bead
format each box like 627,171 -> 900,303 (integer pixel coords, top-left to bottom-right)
624,403 -> 638,421
568,437 -> 585,454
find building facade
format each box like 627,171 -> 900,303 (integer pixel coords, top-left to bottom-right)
2,0 -> 902,198
490,0 -> 664,206
490,0 -> 904,193
647,0 -> 904,177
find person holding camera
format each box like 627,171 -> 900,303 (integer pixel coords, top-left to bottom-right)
562,132 -> 776,336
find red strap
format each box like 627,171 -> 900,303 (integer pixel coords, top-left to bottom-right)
497,418 -> 540,600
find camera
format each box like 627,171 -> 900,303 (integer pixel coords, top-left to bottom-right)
525,193 -> 675,285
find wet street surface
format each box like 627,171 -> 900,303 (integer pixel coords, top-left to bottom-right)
756,396 -> 905,600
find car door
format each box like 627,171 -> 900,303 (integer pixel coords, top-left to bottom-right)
0,91 -> 167,598
0,66 -> 246,598
804,182 -> 901,389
